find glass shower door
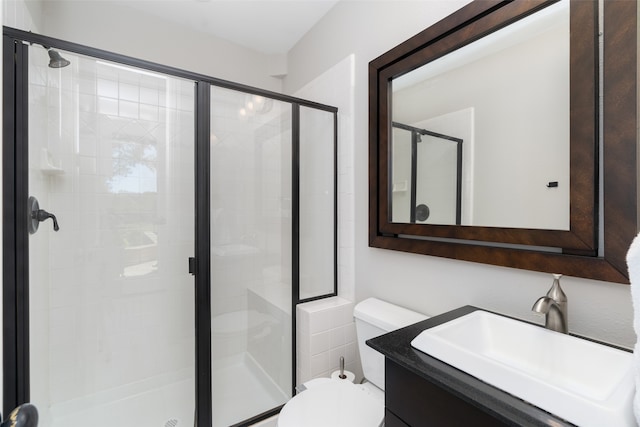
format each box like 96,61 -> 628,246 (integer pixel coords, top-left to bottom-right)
27,46 -> 196,427
210,87 -> 292,426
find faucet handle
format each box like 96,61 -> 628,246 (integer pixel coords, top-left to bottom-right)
547,273 -> 567,303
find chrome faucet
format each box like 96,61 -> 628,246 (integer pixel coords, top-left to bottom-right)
531,274 -> 568,333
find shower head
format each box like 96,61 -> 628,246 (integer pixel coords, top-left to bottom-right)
32,43 -> 71,68
47,48 -> 70,68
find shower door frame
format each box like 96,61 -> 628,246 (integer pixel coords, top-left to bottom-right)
2,27 -> 338,427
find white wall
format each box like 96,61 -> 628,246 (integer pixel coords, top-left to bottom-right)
284,0 -> 636,349
4,0 -> 42,30
37,1 -> 282,92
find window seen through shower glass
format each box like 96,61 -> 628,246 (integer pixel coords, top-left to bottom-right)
28,46 -> 196,427
210,87 -> 292,426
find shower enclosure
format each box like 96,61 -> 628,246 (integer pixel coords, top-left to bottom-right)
3,28 -> 337,427
391,122 -> 462,225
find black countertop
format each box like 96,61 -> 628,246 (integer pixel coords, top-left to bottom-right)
367,306 -> 576,427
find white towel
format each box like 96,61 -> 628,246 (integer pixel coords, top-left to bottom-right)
626,232 -> 640,423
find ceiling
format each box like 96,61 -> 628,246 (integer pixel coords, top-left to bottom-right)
121,0 -> 340,55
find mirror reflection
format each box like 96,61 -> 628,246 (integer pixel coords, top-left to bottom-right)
391,122 -> 462,224
391,0 -> 570,230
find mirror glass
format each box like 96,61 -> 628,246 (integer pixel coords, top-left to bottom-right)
391,0 -> 570,230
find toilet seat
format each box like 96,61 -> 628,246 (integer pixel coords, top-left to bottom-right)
277,380 -> 384,427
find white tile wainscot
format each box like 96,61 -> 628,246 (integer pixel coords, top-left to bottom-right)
296,297 -> 361,386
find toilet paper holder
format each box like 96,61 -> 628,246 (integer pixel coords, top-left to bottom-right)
339,356 -> 347,379
331,356 -> 355,383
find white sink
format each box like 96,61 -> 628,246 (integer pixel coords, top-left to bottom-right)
411,310 -> 636,427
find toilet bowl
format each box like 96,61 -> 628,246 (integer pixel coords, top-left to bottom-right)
277,379 -> 384,427
277,298 -> 428,427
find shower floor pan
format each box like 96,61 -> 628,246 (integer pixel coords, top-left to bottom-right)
213,352 -> 289,426
48,372 -> 194,427
44,352 -> 286,427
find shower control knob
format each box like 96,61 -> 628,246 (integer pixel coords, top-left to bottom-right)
28,196 -> 60,234
34,209 -> 59,231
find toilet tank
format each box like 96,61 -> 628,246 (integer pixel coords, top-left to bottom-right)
354,298 -> 428,391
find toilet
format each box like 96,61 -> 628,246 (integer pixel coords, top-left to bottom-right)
277,298 -> 428,427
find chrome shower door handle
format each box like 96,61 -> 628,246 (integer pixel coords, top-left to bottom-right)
28,196 -> 60,234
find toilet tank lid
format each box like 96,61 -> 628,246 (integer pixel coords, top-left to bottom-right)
353,298 -> 428,332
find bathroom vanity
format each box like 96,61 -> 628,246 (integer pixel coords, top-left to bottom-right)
367,306 -> 633,427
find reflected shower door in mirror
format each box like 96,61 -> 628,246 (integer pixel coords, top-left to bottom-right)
391,122 -> 462,225
390,0 -> 570,230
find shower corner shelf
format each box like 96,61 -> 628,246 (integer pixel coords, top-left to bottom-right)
392,181 -> 408,193
40,148 -> 64,175
41,166 -> 64,175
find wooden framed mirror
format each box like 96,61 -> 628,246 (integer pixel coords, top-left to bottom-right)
369,0 -> 637,283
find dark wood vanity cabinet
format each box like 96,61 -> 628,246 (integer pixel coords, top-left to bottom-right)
385,359 -> 509,427
384,409 -> 410,427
